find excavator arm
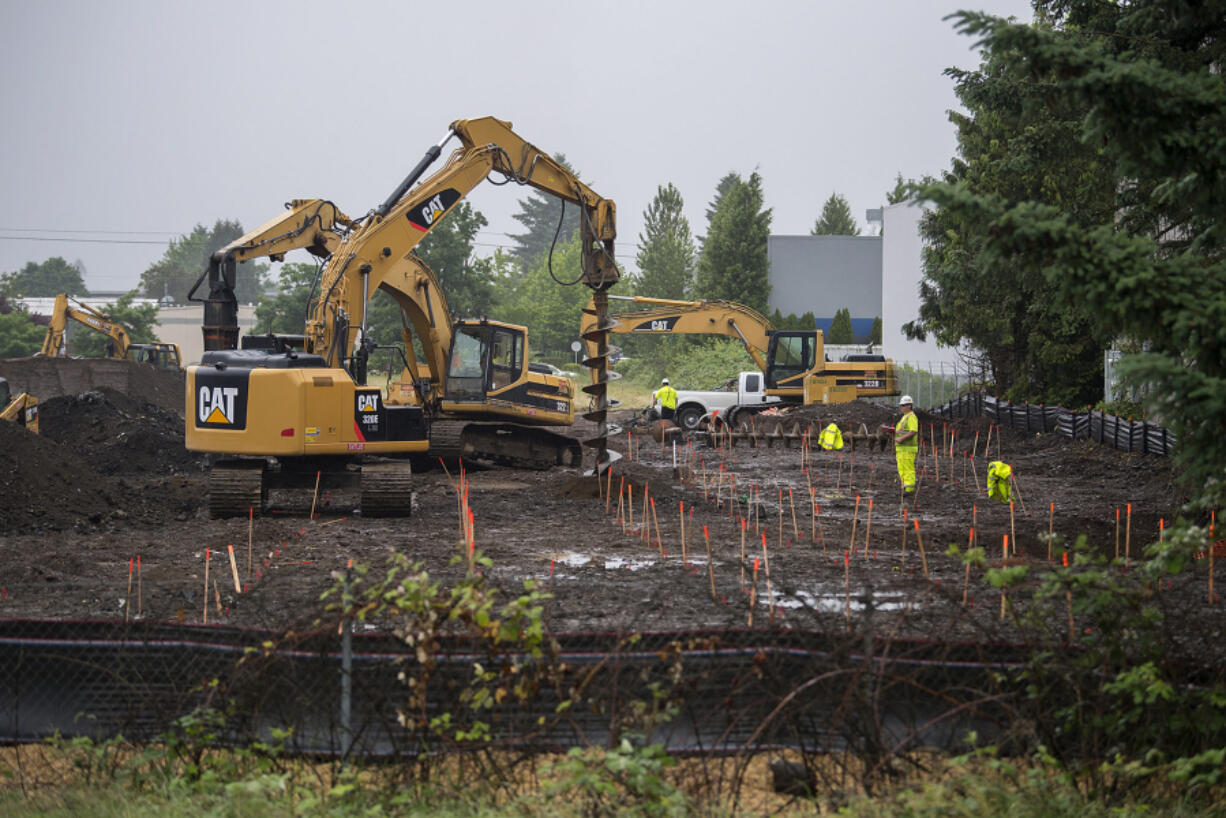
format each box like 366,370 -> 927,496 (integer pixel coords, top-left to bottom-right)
580,295 -> 775,373
188,198 -> 352,350
371,252 -> 454,408
301,116 -> 617,372
40,293 -> 132,359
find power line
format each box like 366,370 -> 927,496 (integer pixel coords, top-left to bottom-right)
0,234 -> 168,246
0,227 -> 182,236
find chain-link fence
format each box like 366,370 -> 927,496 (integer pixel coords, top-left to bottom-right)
2,616 -> 1024,758
891,360 -> 989,411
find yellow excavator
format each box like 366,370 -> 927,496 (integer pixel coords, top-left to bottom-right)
185,116 -> 619,518
581,294 -> 898,426
40,293 -> 182,371
0,376 -> 39,434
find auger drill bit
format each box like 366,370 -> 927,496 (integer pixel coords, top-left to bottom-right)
581,290 -> 621,476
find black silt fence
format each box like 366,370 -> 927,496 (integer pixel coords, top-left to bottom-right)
932,393 -> 1175,457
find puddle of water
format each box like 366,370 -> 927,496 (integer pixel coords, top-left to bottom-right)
769,588 -> 911,613
603,557 -> 657,571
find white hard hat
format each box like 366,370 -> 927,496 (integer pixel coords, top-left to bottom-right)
661,378 -> 669,385
900,395 -> 913,405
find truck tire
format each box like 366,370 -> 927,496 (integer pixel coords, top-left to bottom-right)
676,405 -> 703,431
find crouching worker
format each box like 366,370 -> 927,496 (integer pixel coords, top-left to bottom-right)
987,460 -> 1013,503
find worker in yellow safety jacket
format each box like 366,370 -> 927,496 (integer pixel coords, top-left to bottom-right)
819,423 -> 843,451
894,395 -> 919,496
653,378 -> 678,421
987,461 -> 1013,503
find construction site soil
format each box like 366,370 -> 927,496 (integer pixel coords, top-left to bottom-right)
1,362 -> 1220,665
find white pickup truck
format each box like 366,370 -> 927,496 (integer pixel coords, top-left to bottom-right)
657,371 -> 783,430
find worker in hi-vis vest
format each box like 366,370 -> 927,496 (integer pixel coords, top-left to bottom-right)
987,461 -> 1013,503
894,395 -> 920,496
653,378 -> 678,421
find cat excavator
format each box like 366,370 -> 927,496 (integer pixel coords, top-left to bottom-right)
40,293 -> 182,371
0,376 -> 39,434
581,294 -> 898,427
185,116 -> 619,518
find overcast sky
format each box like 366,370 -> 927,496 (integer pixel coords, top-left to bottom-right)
0,0 -> 1033,296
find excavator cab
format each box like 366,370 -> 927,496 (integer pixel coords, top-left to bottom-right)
444,321 -> 525,400
764,331 -> 816,391
126,343 -> 181,371
441,319 -> 573,427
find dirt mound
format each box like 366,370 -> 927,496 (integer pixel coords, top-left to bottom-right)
1,387 -> 206,533
38,387 -> 202,476
0,422 -> 118,532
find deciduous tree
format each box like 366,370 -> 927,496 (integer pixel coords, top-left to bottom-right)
252,262 -> 320,338
0,257 -> 88,297
0,304 -> 44,357
499,235 -> 592,356
415,201 -> 497,316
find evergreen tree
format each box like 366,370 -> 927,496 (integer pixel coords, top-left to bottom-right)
507,153 -> 582,272
909,15 -> 1114,408
929,2 -> 1226,508
811,193 -> 861,236
827,307 -> 854,344
693,172 -> 772,313
634,183 -> 696,299
885,173 -> 913,205
142,220 -> 268,305
870,316 -> 882,346
701,172 -> 740,236
1,257 -> 88,297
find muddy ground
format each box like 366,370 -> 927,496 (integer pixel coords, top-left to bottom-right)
0,362 -> 1220,664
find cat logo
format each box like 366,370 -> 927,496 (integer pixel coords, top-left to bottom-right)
194,370 -> 249,429
420,194 -> 446,226
199,386 -> 240,425
632,316 -> 679,332
357,393 -> 379,413
406,188 -> 462,232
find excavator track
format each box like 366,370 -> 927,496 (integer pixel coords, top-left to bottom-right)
359,462 -> 415,517
208,460 -> 267,519
429,420 -> 582,471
